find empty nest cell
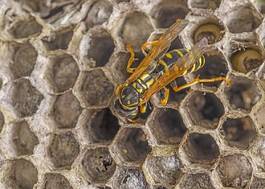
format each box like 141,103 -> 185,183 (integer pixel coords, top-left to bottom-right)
0,78 -> 44,118
185,92 -> 224,129
230,47 -> 263,74
117,11 -> 154,50
220,116 -> 257,150
183,133 -> 220,166
150,0 -> 189,28
84,0 -> 113,28
80,28 -> 115,67
147,108 -> 187,145
47,131 -> 80,169
44,54 -> 80,93
216,154 -> 252,188
112,167 -> 149,189
224,6 -> 262,33
178,172 -> 215,189
1,158 -> 38,189
112,128 -> 151,164
86,108 -> 120,144
81,147 -> 116,184
188,0 -> 221,10
7,16 -> 42,39
224,75 -> 261,112
144,154 -> 183,186
41,173 -> 73,189
191,50 -> 229,88
193,21 -> 225,44
50,91 -> 82,129
11,120 -> 39,156
74,69 -> 114,108
41,28 -> 74,51
10,42 -> 38,79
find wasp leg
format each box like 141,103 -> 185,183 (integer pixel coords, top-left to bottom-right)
172,76 -> 231,92
160,87 -> 170,106
126,44 -> 137,73
141,40 -> 159,56
140,103 -> 147,113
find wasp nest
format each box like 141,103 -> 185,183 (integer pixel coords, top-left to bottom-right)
0,0 -> 265,188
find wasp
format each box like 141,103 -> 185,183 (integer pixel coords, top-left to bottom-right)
115,19 -> 230,121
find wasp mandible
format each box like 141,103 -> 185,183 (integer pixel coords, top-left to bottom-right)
115,19 -> 230,121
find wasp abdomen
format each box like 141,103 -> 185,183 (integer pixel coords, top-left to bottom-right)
158,49 -> 205,74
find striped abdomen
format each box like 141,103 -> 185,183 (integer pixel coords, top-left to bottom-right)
157,49 -> 205,75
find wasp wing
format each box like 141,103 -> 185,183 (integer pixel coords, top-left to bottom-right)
140,38 -> 209,104
126,19 -> 189,85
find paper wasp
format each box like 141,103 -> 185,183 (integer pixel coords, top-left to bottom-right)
115,19 -> 230,121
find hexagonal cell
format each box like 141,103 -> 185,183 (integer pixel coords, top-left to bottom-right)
74,69 -> 114,108
84,0 -> 113,28
224,76 -> 261,112
150,0 -> 189,28
41,28 -> 73,51
192,21 -> 225,45
144,154 -> 183,186
185,92 -> 224,129
44,54 -> 79,93
50,91 -> 82,129
250,176 -> 265,189
85,108 -> 120,144
188,0 -> 221,10
11,120 -> 39,156
0,111 -> 4,133
178,172 -> 215,189
183,133 -> 220,166
1,78 -> 44,118
224,6 -> 262,33
80,28 -> 115,68
117,11 -> 154,50
41,173 -> 73,189
148,108 -> 187,145
112,128 -> 151,164
7,16 -> 42,39
230,47 -> 263,74
1,158 -> 38,189
10,42 -> 38,79
191,51 -> 229,88
220,116 -> 257,150
112,167 -> 150,189
47,131 -> 80,169
81,147 -> 116,184
216,154 -> 252,188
